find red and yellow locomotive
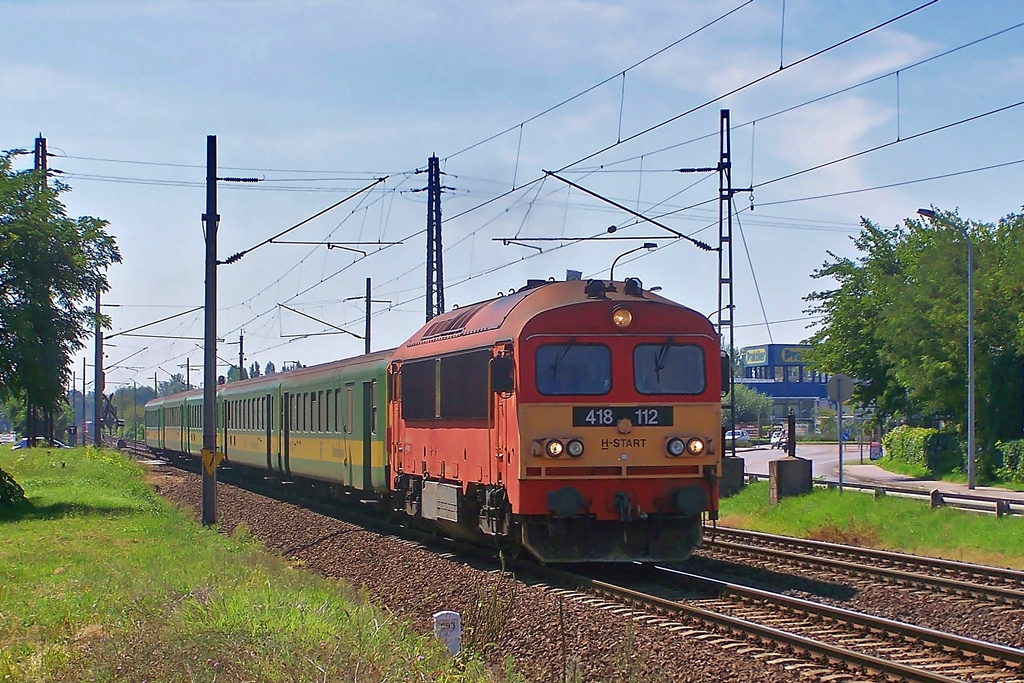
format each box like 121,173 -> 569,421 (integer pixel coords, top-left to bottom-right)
389,277 -> 723,562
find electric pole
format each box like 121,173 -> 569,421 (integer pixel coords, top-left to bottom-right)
365,278 -> 371,354
94,288 -> 103,446
29,136 -> 48,446
238,331 -> 244,379
718,110 -> 736,452
202,135 -> 219,526
426,155 -> 444,321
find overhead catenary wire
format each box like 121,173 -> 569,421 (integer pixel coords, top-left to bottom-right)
754,98 -> 1024,191
439,0 -> 940,229
220,176 -> 389,264
562,15 -> 1024,175
442,0 -> 756,162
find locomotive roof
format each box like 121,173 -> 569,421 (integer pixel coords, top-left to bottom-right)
395,278 -> 708,359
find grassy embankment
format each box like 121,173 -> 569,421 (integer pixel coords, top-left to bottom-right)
719,480 -> 1024,569
0,446 -> 493,683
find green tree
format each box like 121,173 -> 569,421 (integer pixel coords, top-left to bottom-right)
0,150 -> 120,430
804,218 -> 916,425
723,383 -> 774,428
803,209 -> 1024,472
158,374 -> 188,397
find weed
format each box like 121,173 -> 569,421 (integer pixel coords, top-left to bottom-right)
463,552 -> 517,652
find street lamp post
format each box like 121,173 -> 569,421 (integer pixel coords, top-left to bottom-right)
918,208 -> 975,489
609,242 -> 657,281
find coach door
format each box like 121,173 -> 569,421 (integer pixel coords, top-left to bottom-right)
362,380 -> 375,491
265,393 -> 274,470
220,399 -> 228,460
491,352 -> 515,486
282,391 -> 290,475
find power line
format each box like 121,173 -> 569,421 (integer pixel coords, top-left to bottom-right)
53,152 -> 402,176
569,18 -> 1024,174
442,0 -> 756,162
220,176 -> 389,265
755,98 -> 1024,190
440,0 -> 940,228
757,156 -> 1024,207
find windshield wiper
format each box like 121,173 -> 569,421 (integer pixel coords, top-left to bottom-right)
550,339 -> 577,377
654,337 -> 673,382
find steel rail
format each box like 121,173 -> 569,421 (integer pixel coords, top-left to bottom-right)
658,566 -> 1024,666
711,526 -> 1024,592
580,576 -> 972,683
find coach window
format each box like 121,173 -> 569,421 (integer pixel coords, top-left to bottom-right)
345,386 -> 354,434
633,343 -> 705,395
318,390 -> 325,432
535,343 -> 611,396
331,389 -> 339,432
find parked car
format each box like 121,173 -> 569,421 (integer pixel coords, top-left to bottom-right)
724,429 -> 751,443
11,438 -> 69,450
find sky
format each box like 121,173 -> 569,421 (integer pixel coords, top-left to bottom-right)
4,0 -> 1024,394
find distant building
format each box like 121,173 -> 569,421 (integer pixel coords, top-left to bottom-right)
737,344 -> 829,422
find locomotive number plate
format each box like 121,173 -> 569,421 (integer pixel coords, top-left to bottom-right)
572,406 -> 673,427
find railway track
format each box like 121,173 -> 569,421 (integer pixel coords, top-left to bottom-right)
702,527 -> 1024,605
128,441 -> 1024,681
558,563 -> 1024,683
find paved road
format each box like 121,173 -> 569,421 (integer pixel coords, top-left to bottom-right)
735,443 -> 1024,502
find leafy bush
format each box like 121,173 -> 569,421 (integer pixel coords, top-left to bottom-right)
995,439 -> 1024,483
925,432 -> 964,476
881,425 -> 963,476
0,466 -> 26,507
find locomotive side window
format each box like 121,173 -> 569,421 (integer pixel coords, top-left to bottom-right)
633,343 -> 706,395
439,349 -> 490,420
535,343 -> 611,396
401,359 -> 437,420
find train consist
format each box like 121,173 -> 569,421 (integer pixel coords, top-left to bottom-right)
146,277 -> 726,562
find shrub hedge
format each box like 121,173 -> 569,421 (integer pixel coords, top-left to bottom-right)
881,425 -> 964,476
1,466 -> 26,507
995,439 -> 1024,483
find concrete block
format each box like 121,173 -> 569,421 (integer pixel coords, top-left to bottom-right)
720,456 -> 746,498
769,457 -> 812,505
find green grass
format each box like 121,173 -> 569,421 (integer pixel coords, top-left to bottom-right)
0,447 -> 493,682
719,481 -> 1024,569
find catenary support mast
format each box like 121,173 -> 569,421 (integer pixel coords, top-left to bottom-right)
426,156 -> 444,321
202,135 -> 218,525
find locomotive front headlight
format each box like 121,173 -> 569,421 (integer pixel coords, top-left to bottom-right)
686,437 -> 706,455
546,439 -> 564,458
667,437 -> 685,457
567,439 -> 584,458
611,307 -> 633,328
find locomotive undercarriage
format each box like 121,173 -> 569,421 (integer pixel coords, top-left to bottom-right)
519,514 -> 704,563
391,473 -> 705,563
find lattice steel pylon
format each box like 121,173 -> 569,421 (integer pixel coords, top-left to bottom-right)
426,155 -> 445,321
717,109 -> 738,449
